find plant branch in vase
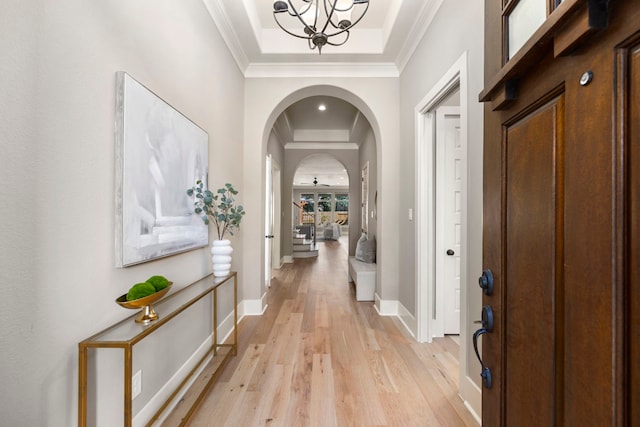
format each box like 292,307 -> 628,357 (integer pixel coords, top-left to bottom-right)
187,180 -> 245,277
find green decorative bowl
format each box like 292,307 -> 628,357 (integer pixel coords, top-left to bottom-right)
116,283 -> 172,324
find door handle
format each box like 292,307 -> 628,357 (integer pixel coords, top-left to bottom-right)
472,305 -> 493,389
473,305 -> 494,332
446,249 -> 455,256
478,269 -> 494,296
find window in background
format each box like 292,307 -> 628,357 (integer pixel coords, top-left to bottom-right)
317,193 -> 332,226
300,193 -> 315,224
335,193 -> 349,225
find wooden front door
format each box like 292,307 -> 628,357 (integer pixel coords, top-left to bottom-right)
480,0 -> 640,425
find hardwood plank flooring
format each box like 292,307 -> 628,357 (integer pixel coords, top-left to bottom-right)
171,237 -> 479,427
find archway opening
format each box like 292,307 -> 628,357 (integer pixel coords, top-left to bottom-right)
291,154 -> 350,259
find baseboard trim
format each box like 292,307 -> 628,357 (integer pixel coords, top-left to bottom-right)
374,295 -> 398,316
463,397 -> 482,425
240,297 -> 268,316
132,307 -> 242,426
282,255 -> 293,264
460,374 -> 482,424
132,335 -> 213,426
397,301 -> 417,339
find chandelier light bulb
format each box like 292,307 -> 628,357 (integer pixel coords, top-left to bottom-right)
300,2 -> 317,28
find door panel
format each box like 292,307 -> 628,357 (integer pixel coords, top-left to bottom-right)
626,36 -> 640,427
437,107 -> 462,335
482,0 -> 640,425
504,96 -> 563,425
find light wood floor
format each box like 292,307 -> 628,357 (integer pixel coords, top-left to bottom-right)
172,238 -> 479,427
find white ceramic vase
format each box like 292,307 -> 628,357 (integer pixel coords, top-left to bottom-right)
211,239 -> 233,277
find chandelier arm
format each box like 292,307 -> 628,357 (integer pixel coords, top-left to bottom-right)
324,30 -> 350,47
326,0 -> 354,12
340,0 -> 370,29
288,0 -> 319,37
322,0 -> 370,35
324,0 -> 351,30
272,14 -> 313,40
319,0 -> 338,34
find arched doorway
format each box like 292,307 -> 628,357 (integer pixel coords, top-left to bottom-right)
268,95 -> 375,265
291,154 -> 351,258
242,83 -> 396,317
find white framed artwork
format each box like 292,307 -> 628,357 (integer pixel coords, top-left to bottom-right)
115,72 -> 209,267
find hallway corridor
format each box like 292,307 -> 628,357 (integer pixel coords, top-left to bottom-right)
169,239 -> 478,426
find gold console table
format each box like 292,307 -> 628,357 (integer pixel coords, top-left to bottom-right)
78,272 -> 237,427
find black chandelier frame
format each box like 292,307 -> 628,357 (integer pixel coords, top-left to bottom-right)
273,0 -> 370,53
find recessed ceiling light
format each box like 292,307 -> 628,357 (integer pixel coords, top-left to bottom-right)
318,104 -> 326,111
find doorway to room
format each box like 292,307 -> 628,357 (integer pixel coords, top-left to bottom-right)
265,154 -> 281,288
292,154 -> 350,259
414,51 -> 475,413
416,83 -> 465,342
261,87 -> 380,313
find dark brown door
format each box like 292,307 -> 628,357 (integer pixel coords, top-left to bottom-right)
480,0 -> 640,425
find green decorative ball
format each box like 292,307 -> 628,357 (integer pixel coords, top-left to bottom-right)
126,282 -> 156,301
146,275 -> 169,291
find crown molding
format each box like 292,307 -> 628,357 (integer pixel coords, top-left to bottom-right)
395,0 -> 445,74
284,142 -> 359,150
203,0 -> 444,78
202,0 -> 249,73
245,62 -> 399,78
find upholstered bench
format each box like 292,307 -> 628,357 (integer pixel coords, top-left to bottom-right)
348,256 -> 376,301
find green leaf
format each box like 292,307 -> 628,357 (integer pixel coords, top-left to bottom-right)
186,188 -> 194,196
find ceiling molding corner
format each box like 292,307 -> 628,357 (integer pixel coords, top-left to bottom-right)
284,142 -> 359,150
395,0 -> 445,74
245,62 -> 399,78
202,0 -> 250,73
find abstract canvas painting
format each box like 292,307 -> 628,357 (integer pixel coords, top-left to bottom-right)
115,72 -> 208,267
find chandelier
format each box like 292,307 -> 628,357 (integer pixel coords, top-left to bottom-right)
273,0 -> 370,54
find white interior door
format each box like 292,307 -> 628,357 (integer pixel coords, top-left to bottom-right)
436,107 -> 461,335
265,155 -> 273,288
271,163 -> 281,269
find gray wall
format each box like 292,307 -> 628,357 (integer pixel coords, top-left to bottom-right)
359,126 -> 378,240
0,1 -> 244,425
398,0 -> 485,409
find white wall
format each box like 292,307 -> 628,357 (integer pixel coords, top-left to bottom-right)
0,1 -> 243,425
242,81 -> 400,310
398,0 -> 485,416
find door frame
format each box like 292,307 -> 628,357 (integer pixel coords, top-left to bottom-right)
271,159 -> 282,269
415,52 -> 469,343
415,54 -> 476,411
265,154 -> 273,288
